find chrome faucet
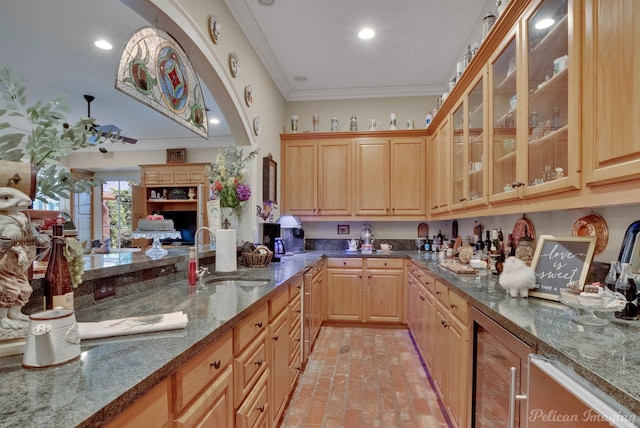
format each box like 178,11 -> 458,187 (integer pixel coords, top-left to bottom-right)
194,226 -> 214,287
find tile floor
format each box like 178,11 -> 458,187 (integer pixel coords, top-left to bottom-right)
280,326 -> 452,428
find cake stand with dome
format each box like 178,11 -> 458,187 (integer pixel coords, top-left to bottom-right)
132,230 -> 181,259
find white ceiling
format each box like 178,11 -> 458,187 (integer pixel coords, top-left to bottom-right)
0,0 -> 493,153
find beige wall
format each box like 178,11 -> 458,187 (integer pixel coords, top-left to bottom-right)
285,96 -> 438,134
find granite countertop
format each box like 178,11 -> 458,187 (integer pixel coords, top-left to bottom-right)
1,250 -> 639,426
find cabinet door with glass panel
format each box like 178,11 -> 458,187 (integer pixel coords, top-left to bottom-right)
489,31 -> 521,204
466,69 -> 488,209
450,100 -> 466,211
523,0 -> 580,198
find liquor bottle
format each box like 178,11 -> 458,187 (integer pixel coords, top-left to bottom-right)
188,246 -> 197,286
44,224 -> 74,310
483,231 -> 492,256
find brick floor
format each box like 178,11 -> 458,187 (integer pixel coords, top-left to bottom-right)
280,326 -> 451,428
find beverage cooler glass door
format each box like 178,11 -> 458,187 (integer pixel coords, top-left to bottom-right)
471,307 -> 533,427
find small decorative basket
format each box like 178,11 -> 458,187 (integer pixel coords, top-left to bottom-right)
242,245 -> 273,268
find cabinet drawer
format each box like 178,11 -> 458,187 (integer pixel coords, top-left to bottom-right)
288,298 -> 301,330
174,331 -> 233,413
174,365 -> 233,428
289,321 -> 301,363
366,258 -> 404,269
107,378 -> 170,428
234,331 -> 267,407
236,370 -> 269,428
327,257 -> 362,268
270,287 -> 289,321
434,280 -> 450,307
289,276 -> 302,300
448,290 -> 469,324
234,305 -> 268,354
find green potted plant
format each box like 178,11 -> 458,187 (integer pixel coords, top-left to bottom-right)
0,67 -> 119,204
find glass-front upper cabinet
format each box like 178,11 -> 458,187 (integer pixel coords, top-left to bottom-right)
490,35 -> 519,202
467,72 -> 486,207
451,101 -> 465,209
524,0 -> 576,196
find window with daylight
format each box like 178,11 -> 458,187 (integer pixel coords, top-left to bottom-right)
102,181 -> 133,248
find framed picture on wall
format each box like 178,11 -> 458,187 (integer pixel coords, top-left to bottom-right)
263,153 -> 277,202
337,225 -> 350,235
167,148 -> 186,163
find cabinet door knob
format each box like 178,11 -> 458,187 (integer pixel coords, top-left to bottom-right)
435,290 -> 441,295
272,335 -> 279,341
420,295 -> 426,301
450,303 -> 457,309
210,359 -> 221,369
255,321 -> 263,328
254,359 -> 264,366
257,405 -> 265,413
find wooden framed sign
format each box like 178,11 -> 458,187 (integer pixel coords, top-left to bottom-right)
529,235 -> 597,301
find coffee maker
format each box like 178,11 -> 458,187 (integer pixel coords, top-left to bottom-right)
277,214 -> 305,253
259,223 -> 281,262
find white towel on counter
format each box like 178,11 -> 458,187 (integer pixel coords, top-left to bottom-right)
78,311 -> 189,340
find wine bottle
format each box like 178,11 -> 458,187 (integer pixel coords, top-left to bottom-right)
44,224 -> 74,310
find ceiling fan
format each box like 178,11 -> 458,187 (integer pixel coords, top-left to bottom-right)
84,94 -> 137,144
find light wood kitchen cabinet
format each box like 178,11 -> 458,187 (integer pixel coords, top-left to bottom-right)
406,262 -> 436,367
325,257 -> 404,324
235,370 -> 269,428
233,305 -> 269,410
364,258 -> 405,323
325,258 -> 363,322
288,275 -> 302,390
582,0 -> 640,186
281,139 -> 317,216
450,69 -> 489,213
390,137 -> 427,216
268,290 -> 289,427
489,31 -> 521,205
173,331 -> 233,425
106,378 -> 171,428
318,139 -> 352,216
132,163 -> 208,232
430,118 -> 451,215
432,281 -> 469,428
355,137 -> 427,217
281,130 -> 427,220
354,138 -> 389,216
173,366 -> 234,428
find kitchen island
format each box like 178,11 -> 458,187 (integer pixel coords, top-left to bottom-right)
1,250 -> 639,426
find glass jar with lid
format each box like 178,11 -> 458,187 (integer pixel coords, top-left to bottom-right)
515,226 -> 535,266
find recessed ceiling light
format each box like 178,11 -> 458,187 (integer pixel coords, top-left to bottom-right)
258,0 -> 275,5
94,39 -> 113,50
535,18 -> 555,30
358,28 -> 375,40
209,117 -> 220,124
294,76 -> 307,81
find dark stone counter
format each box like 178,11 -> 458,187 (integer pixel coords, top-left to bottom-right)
1,250 -> 638,426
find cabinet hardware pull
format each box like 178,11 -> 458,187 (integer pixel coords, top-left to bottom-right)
368,275 -> 372,279
509,367 -> 528,428
441,319 -> 448,327
420,295 -> 426,301
255,321 -> 263,328
272,335 -> 279,341
295,338 -> 301,342
435,290 -> 441,295
210,359 -> 221,369
296,285 -> 301,289
257,405 -> 265,413
296,310 -> 301,313
450,303 -> 457,309
254,360 -> 263,366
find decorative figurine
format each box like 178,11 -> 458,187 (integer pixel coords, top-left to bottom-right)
0,188 -> 44,330
498,256 -> 537,298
